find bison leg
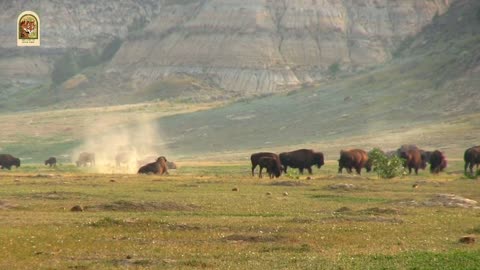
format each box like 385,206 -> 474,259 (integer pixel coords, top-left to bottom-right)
355,166 -> 361,175
307,167 -> 312,174
251,164 -> 257,176
299,168 -> 304,174
259,166 -> 263,178
283,166 -> 288,173
338,166 -> 343,174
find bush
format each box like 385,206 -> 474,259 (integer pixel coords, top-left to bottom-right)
328,62 -> 340,77
369,148 -> 405,179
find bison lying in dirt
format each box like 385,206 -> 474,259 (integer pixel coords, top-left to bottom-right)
76,152 -> 95,167
279,149 -> 324,174
44,157 -> 57,167
138,156 -> 168,175
338,149 -> 370,175
0,154 -> 20,170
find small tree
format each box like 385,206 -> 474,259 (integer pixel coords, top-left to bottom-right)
369,148 -> 405,179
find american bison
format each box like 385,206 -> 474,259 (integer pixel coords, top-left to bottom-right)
464,146 -> 480,175
0,154 -> 20,170
250,152 -> 281,176
76,152 -> 95,167
429,150 -> 447,174
279,149 -> 324,174
257,156 -> 282,179
44,157 -> 57,167
138,156 -> 168,175
338,149 -> 371,175
399,148 -> 426,175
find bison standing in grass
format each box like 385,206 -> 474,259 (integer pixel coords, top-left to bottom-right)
257,156 -> 282,179
0,154 -> 20,170
279,149 -> 324,174
76,152 -> 95,167
464,146 -> 480,175
338,149 -> 371,175
138,156 -> 168,175
250,152 -> 281,176
429,150 -> 447,174
44,157 -> 57,167
399,148 -> 426,175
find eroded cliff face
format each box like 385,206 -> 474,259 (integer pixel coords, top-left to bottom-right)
0,0 -> 453,99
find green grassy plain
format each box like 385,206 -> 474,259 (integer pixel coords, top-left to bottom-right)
1,160 -> 480,269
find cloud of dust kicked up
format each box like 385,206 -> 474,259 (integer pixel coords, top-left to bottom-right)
71,116 -> 169,174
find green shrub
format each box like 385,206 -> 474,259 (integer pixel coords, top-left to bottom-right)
369,148 -> 405,179
328,62 -> 340,77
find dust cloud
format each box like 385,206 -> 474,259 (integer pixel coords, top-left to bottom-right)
71,116 -> 169,174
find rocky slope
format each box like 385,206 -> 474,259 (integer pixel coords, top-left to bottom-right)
0,0 -> 454,107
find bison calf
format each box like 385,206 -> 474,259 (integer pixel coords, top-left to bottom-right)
44,157 -> 57,167
138,156 -> 168,175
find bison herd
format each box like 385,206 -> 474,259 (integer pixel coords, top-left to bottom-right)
250,144 -> 477,179
0,144 -> 479,178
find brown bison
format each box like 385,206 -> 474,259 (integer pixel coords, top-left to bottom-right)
279,149 -> 324,174
464,146 -> 480,175
399,148 -> 426,175
429,150 -> 447,174
0,154 -> 20,170
250,152 -> 281,176
138,156 -> 168,175
44,157 -> 57,167
257,156 -> 282,179
338,149 -> 371,175
76,152 -> 95,167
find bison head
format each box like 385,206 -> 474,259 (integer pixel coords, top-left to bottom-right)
13,158 -> 20,168
157,156 -> 167,162
314,153 -> 325,168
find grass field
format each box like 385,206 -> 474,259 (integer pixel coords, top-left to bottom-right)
1,160 -> 480,269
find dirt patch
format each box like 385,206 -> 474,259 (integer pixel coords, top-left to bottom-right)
359,207 -> 400,215
335,206 -> 352,213
85,200 -> 200,212
396,194 -> 479,209
326,183 -> 362,191
322,216 -> 403,224
223,234 -> 283,243
289,217 -> 315,223
269,181 -> 309,187
0,200 -> 18,210
30,191 -> 86,200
